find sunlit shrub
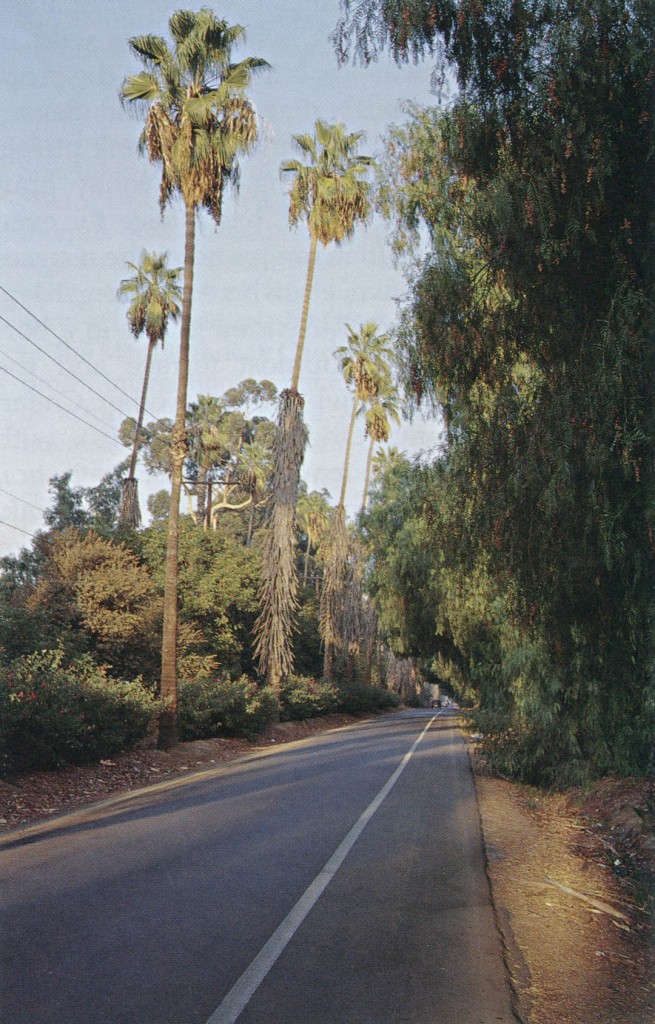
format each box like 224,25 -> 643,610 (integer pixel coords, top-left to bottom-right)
0,649 -> 156,774
280,675 -> 339,721
177,676 -> 279,741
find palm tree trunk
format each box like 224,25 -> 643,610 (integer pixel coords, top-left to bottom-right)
246,496 -> 255,547
129,337 -> 156,479
253,389 -> 305,696
339,392 -> 360,509
290,234 -> 317,393
324,641 -> 334,680
361,436 -> 375,514
159,200 -> 195,750
206,479 -> 213,529
303,532 -> 311,586
255,232 -> 316,697
195,465 -> 208,527
119,338 -> 156,528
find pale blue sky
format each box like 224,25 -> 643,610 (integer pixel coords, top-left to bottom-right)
0,1 -> 440,556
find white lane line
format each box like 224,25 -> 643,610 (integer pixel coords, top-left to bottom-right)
206,715 -> 438,1024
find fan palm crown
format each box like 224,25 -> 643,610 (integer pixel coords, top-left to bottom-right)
281,120 -> 375,393
335,321 -> 394,510
117,251 -> 182,521
282,119 -> 375,248
121,8 -> 269,218
119,251 -> 183,350
361,379 -> 401,512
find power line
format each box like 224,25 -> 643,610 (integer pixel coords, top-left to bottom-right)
0,516 -> 33,538
0,343 -> 120,434
0,283 -> 164,423
0,293 -> 175,452
0,313 -> 135,423
0,362 -> 124,447
0,487 -> 43,513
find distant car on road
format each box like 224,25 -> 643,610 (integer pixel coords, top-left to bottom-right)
430,699 -> 442,708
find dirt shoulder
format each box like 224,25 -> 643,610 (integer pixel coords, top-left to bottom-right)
470,740 -> 655,1024
2,714 -> 654,1023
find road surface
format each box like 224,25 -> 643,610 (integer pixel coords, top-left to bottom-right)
1,709 -> 516,1023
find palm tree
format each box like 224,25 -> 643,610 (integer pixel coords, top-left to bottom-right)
117,251 -> 182,527
254,120 -> 375,695
121,8 -> 269,748
321,322 -> 393,678
335,322 -> 394,511
238,436 -> 271,546
361,384 -> 401,513
282,120 -> 376,395
297,488 -> 331,586
185,394 -> 231,528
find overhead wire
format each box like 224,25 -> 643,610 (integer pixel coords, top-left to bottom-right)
0,342 -> 120,434
0,517 -> 34,538
0,283 -> 162,421
0,363 -> 124,447
0,288 -> 182,553
0,487 -> 43,513
0,312 -> 137,423
0,287 -> 175,451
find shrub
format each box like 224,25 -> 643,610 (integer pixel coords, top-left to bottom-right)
280,676 -> 339,721
334,684 -> 401,716
0,649 -> 156,774
177,675 -> 279,741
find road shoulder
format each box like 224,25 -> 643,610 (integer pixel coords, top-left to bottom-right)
470,739 -> 655,1024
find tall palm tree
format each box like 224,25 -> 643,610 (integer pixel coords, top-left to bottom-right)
282,120 -> 376,395
186,394 -> 231,528
121,8 -> 269,748
321,322 -> 393,678
254,120 -> 375,695
335,322 -> 394,511
297,488 -> 331,586
361,384 -> 401,513
117,251 -> 182,527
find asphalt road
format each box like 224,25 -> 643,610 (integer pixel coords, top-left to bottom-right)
1,710 -> 516,1024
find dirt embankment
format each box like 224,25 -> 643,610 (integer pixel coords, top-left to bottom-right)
1,715 -> 653,1024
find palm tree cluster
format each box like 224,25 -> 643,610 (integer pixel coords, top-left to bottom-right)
119,9 -> 401,745
320,322 -> 398,679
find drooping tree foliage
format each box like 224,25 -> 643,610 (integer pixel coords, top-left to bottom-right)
344,1 -> 655,783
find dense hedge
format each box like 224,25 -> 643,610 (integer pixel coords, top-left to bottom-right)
0,658 -> 402,774
334,683 -> 401,716
177,675 -> 400,741
0,650 -> 156,774
177,676 -> 278,741
279,676 -> 339,720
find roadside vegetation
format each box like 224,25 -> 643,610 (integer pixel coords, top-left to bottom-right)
1,2 -> 653,792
